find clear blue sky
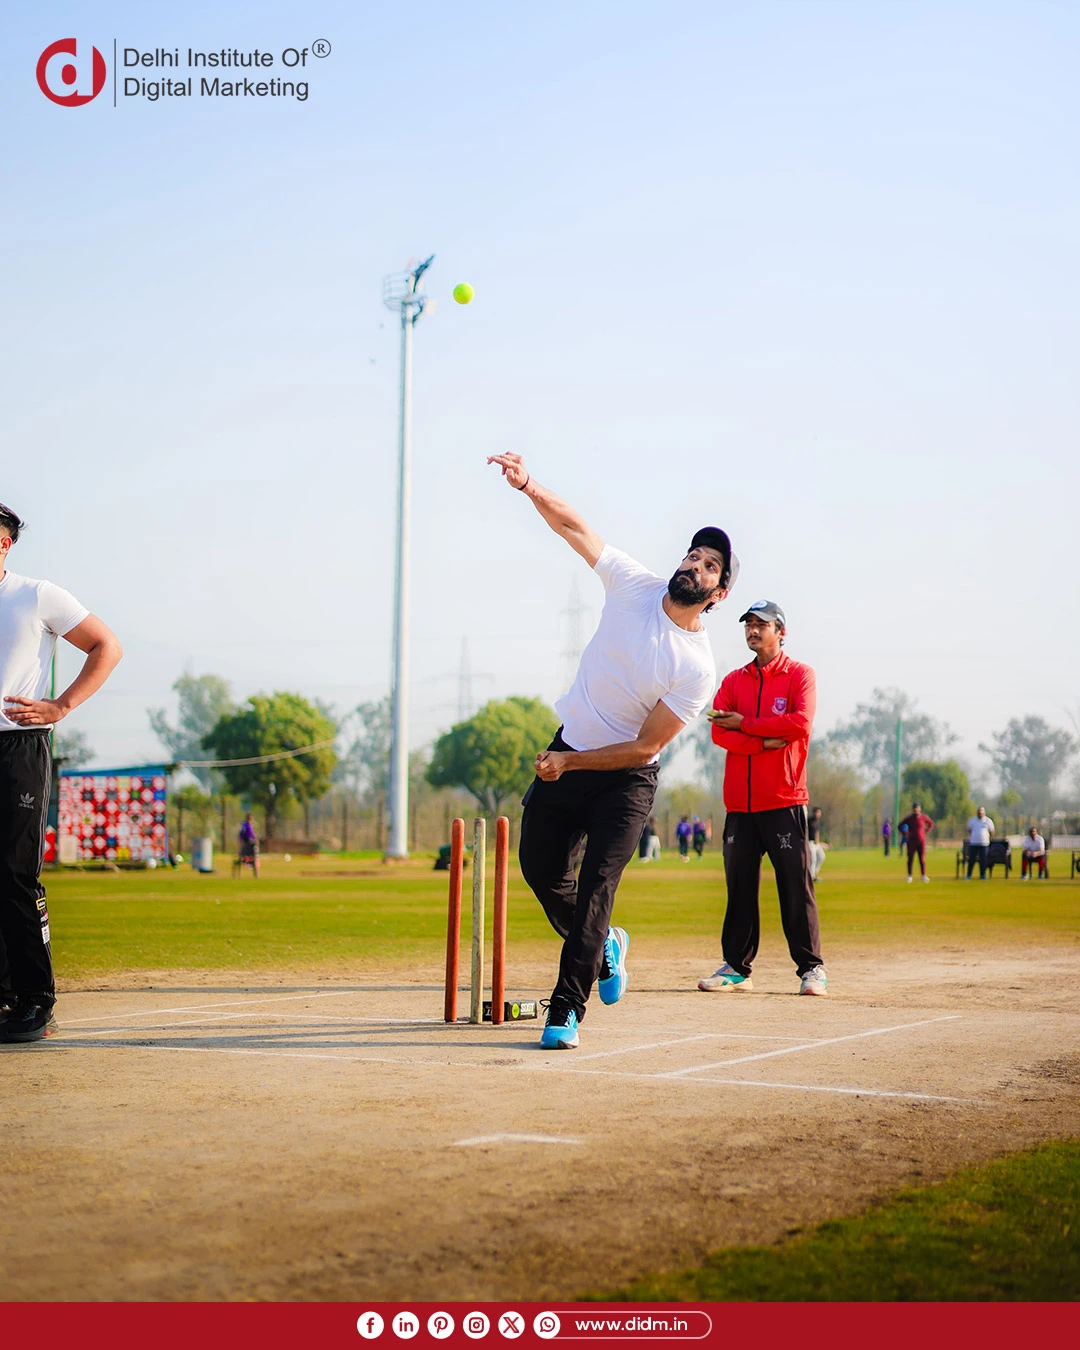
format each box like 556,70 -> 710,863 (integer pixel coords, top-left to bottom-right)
3,1 -> 1077,786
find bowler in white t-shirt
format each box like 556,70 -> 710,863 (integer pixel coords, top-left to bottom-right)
0,502 -> 122,1043
486,453 -> 738,1049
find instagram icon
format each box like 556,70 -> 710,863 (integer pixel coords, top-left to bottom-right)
462,1311 -> 490,1339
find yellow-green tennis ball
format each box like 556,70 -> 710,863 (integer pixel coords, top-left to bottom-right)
453,282 -> 474,305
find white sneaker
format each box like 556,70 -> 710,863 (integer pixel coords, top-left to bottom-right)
697,961 -> 753,992
906,875 -> 913,884
922,875 -> 930,883
799,965 -> 828,996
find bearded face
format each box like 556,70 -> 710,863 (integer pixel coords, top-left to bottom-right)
667,567 -> 716,606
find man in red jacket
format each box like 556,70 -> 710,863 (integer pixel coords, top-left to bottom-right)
699,600 -> 827,996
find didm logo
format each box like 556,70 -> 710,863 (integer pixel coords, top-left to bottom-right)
37,38 -> 107,105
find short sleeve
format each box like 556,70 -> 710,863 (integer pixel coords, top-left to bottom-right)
38,581 -> 90,637
592,545 -> 662,600
660,663 -> 715,726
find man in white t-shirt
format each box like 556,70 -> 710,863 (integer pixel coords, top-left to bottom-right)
487,453 -> 737,1049
964,806 -> 995,880
0,503 -> 123,1043
1021,826 -> 1047,879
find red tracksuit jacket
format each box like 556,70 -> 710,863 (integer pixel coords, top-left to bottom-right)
711,651 -> 816,813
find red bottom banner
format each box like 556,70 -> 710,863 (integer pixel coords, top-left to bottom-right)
0,1300 -> 1076,1347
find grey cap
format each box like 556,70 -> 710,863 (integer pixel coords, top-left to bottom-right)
739,599 -> 786,627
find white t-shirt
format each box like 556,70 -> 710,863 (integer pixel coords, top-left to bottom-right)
967,815 -> 994,847
554,546 -> 716,759
1022,834 -> 1045,855
0,571 -> 89,731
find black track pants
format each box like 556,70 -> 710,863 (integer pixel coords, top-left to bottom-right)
966,844 -> 989,879
721,805 -> 823,978
0,730 -> 55,1004
518,732 -> 658,1016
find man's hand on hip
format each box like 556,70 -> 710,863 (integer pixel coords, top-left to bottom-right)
535,750 -> 570,781
4,696 -> 66,726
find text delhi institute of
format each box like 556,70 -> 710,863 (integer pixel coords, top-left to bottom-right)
122,47 -> 312,101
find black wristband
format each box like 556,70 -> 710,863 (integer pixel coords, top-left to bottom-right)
517,475 -> 530,492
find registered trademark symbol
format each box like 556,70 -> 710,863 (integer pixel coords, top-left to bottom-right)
312,38 -> 331,57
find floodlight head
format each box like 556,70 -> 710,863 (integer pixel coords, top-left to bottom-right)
382,253 -> 436,314
382,272 -> 417,309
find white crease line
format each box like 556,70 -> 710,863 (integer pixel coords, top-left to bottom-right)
56,1040 -> 982,1103
688,1077 -> 978,1103
64,1017 -> 852,1048
60,989 -> 372,1025
62,1012 -> 443,1037
548,1065 -> 981,1104
565,1031 -> 818,1064
568,1033 -> 714,1063
660,1016 -> 962,1077
70,1042 -> 496,1070
453,1133 -> 582,1147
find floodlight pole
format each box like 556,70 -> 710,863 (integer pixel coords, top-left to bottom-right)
893,718 -> 903,830
383,256 -> 434,859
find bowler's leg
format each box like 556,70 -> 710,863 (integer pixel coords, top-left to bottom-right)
551,767 -> 656,1013
518,778 -> 585,940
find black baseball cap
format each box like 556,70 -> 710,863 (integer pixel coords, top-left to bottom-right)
690,527 -> 739,588
739,599 -> 786,627
0,503 -> 23,544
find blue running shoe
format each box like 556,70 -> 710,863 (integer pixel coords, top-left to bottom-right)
598,926 -> 629,1005
540,997 -> 580,1050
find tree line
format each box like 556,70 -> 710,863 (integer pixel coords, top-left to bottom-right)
148,674 -> 557,850
804,689 -> 1077,842
146,675 -> 1078,852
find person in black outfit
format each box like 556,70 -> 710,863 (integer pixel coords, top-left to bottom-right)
487,452 -> 737,1049
0,503 -> 122,1043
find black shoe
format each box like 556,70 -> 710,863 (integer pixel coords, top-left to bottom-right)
0,999 -> 57,1043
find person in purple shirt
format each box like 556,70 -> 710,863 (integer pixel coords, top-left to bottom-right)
882,817 -> 892,857
238,813 -> 260,878
676,815 -> 692,861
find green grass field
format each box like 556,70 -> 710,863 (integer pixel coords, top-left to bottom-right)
41,844 -> 1080,1301
604,1140 -> 1080,1301
46,845 -> 1080,978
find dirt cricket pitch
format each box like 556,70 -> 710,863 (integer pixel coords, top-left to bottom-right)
3,937 -> 1079,1302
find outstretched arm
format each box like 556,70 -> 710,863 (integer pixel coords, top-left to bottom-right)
488,453 -> 604,567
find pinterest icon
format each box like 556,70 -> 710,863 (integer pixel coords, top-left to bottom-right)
36,38 -> 106,106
